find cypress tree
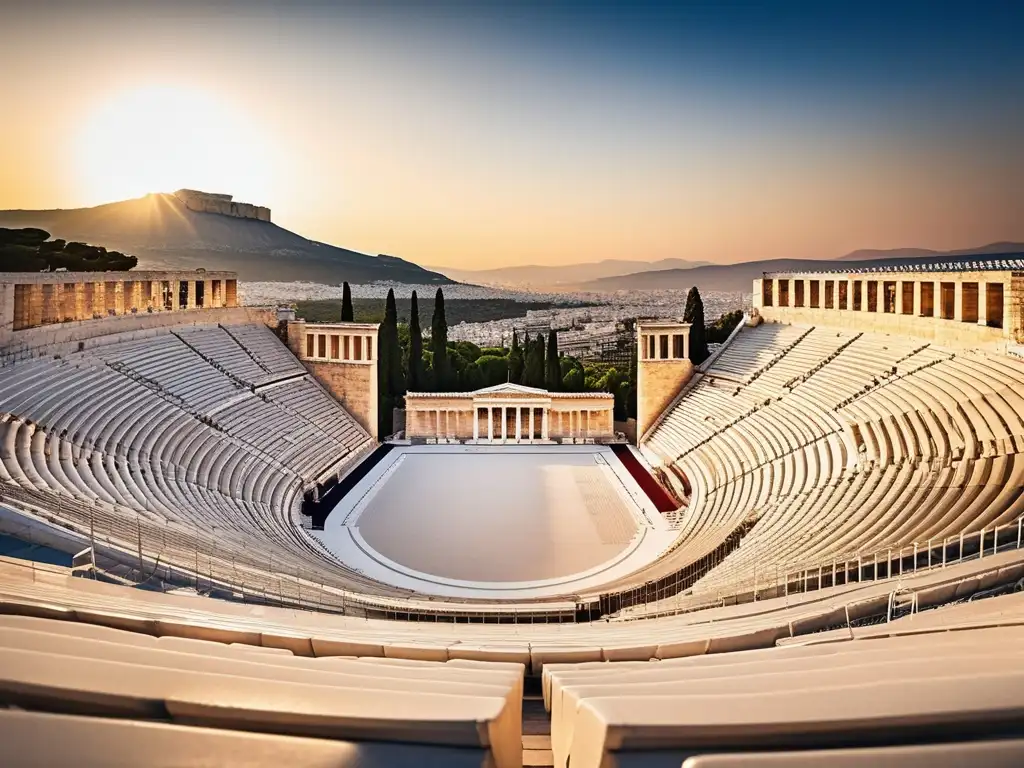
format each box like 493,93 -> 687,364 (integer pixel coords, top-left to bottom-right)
683,286 -> 709,364
508,329 -> 524,383
377,288 -> 405,434
341,282 -> 354,322
522,334 -> 542,388
545,330 -> 561,391
407,290 -> 424,391
533,334 -> 547,388
385,289 -> 405,396
431,287 -> 449,390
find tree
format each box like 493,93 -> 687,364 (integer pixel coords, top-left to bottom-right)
522,334 -> 545,388
683,286 -> 709,364
562,364 -> 584,391
545,330 -> 561,391
508,330 -> 524,383
430,288 -> 449,390
536,334 -> 546,389
341,282 -> 354,322
377,289 -> 405,434
475,355 -> 509,387
407,290 -> 424,391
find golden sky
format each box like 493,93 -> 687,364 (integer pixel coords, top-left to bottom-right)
1,3 -> 1022,270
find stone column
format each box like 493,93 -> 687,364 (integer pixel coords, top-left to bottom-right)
488,408 -> 494,442
895,281 -> 905,315
187,280 -> 197,309
529,409 -> 535,443
515,407 -> 521,442
542,409 -> 549,440
501,406 -> 507,442
978,280 -> 988,326
913,281 -> 922,316
73,283 -> 86,320
473,408 -> 480,441
954,281 -> 963,322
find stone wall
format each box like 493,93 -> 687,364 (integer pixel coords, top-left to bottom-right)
174,189 -> 271,223
304,360 -> 377,439
286,319 -> 380,440
637,358 -> 695,441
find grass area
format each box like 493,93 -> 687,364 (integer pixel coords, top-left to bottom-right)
296,297 -> 598,325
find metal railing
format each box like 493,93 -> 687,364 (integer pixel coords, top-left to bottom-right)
611,514 -> 1024,621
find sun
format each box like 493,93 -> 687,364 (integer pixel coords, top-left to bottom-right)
74,84 -> 274,205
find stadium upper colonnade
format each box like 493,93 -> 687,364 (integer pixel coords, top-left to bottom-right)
754,267 -> 1024,348
0,270 -> 239,337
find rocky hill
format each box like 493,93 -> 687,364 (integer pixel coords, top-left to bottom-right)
0,192 -> 451,285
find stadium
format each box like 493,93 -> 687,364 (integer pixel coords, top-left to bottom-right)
1,264 -> 1024,767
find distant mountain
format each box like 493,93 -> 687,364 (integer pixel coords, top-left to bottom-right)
838,247 -> 939,262
426,258 -> 711,289
0,193 -> 451,285
579,243 -> 1024,293
838,242 -> 1024,262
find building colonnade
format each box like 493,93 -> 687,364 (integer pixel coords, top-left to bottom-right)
759,275 -> 1007,329
6,272 -> 238,332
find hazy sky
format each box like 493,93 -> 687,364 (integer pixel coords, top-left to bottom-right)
1,1 -> 1023,270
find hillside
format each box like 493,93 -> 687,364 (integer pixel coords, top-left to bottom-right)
0,193 -> 451,285
838,242 -> 1024,261
427,257 -> 711,289
579,245 -> 1024,293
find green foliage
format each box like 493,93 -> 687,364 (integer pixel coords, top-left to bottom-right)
0,228 -> 138,272
562,364 -> 584,391
508,330 -> 524,384
706,309 -> 744,343
522,334 -> 546,388
377,288 -> 405,434
545,330 -> 561,391
452,340 -> 482,364
406,290 -> 424,391
474,354 -> 510,387
683,286 -> 709,364
430,288 -> 449,390
341,282 -> 354,322
479,346 -> 508,358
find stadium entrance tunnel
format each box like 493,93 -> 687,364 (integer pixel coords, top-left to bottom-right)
609,444 -> 681,512
302,445 -> 394,529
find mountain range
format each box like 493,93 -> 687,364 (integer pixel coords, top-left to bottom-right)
574,243 -> 1024,293
0,193 -> 450,285
426,258 -> 712,290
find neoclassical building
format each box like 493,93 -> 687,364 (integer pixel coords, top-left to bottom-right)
404,383 -> 616,443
